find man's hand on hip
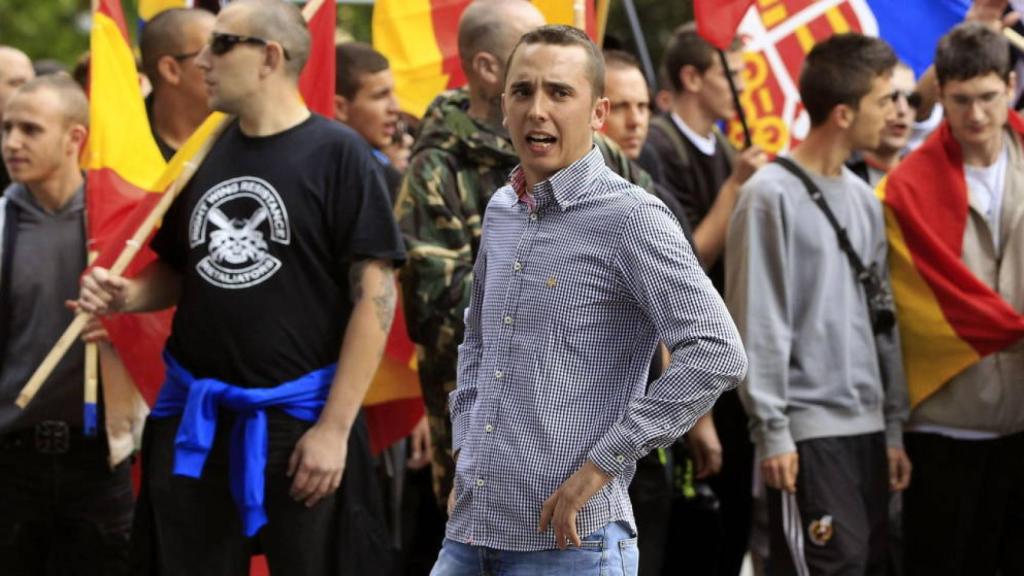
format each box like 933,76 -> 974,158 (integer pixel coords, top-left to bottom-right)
538,460 -> 612,549
288,423 -> 349,507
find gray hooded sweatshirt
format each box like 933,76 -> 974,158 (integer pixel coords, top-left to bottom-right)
725,159 -> 908,460
0,183 -> 86,434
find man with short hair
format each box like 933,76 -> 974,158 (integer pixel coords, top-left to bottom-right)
334,42 -> 405,200
79,1 -> 404,573
727,33 -> 911,576
1,75 -> 134,576
848,62 -> 919,187
140,8 -> 215,160
395,0 -> 653,511
431,25 -> 746,574
888,21 -> 1024,576
0,46 -> 35,191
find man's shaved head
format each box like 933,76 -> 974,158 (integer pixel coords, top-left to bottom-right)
8,75 -> 89,129
0,46 -> 35,120
141,8 -> 216,83
225,0 -> 311,78
458,0 -> 545,77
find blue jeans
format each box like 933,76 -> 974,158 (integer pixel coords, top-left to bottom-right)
430,521 -> 638,575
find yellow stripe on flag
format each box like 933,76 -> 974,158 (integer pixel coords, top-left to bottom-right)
85,11 -> 166,191
153,112 -> 229,191
138,0 -> 188,22
373,0 -> 449,118
877,181 -> 981,406
533,0 -> 576,26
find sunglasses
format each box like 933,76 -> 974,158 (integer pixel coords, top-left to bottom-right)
170,50 -> 201,62
209,32 -> 291,60
892,90 -> 921,108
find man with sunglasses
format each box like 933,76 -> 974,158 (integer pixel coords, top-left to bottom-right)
140,8 -> 215,160
847,62 -> 920,188
79,0 -> 405,574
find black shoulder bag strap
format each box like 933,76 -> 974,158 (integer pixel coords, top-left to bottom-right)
773,156 -> 871,280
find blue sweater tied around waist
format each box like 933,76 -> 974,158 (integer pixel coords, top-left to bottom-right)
151,351 -> 336,536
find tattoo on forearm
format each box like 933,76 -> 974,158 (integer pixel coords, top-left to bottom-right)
373,269 -> 397,333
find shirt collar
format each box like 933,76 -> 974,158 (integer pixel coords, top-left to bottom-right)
509,144 -> 605,212
671,112 -> 716,156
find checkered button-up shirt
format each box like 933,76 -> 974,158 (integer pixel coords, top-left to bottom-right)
448,146 -> 747,551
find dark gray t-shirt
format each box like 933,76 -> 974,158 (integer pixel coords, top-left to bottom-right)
0,184 -> 86,434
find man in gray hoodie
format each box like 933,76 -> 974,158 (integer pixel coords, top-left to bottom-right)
0,75 -> 133,574
726,34 -> 911,576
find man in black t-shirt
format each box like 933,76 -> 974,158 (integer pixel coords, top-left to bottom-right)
80,1 -> 405,574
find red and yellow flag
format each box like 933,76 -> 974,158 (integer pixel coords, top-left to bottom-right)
878,114 -> 1024,407
373,0 -> 604,117
86,0 -> 174,405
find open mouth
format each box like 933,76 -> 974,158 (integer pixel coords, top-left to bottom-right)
525,132 -> 557,151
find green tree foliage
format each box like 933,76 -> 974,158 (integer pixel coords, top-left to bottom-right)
0,0 -> 92,67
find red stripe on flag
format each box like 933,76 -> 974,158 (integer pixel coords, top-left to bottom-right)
885,114 -> 1024,355
694,0 -> 754,49
429,0 -> 470,90
98,0 -> 130,40
364,397 -> 425,455
102,312 -> 174,405
86,168 -> 163,275
298,0 -> 337,117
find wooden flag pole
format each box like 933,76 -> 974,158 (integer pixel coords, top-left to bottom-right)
16,116 -> 230,409
573,0 -> 585,31
84,251 -> 99,435
1004,27 -> 1024,53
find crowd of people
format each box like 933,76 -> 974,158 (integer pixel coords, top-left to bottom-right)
1,0 -> 1022,575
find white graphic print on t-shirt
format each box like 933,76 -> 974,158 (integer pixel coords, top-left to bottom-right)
188,176 -> 291,289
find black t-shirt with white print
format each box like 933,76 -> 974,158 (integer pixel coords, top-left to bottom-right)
151,114 -> 406,388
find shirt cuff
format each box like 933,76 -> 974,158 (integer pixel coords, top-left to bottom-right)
587,423 -> 641,477
885,419 -> 904,449
754,425 -> 796,461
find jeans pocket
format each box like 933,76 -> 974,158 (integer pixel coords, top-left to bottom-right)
618,536 -> 639,576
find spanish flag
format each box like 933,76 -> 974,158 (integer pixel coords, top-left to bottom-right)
373,0 -> 605,117
878,114 -> 1024,407
86,0 -> 175,414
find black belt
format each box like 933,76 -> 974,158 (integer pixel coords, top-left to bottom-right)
0,420 -> 100,455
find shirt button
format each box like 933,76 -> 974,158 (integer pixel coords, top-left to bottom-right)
485,424 -> 494,433
529,213 -> 538,221
476,478 -> 485,487
503,315 -> 513,325
513,261 -> 523,272
616,455 -> 625,463
495,370 -> 503,379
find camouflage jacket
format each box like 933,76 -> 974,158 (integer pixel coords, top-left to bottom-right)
395,88 -> 654,430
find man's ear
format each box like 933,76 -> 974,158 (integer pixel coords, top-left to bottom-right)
473,52 -> 502,88
590,96 -> 610,131
832,103 -> 855,130
66,124 -> 88,157
157,55 -> 181,87
680,64 -> 703,93
334,94 -> 350,123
